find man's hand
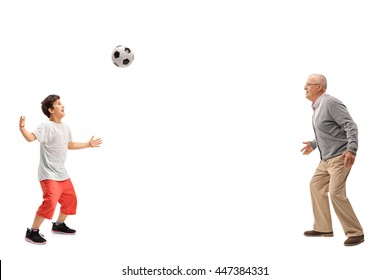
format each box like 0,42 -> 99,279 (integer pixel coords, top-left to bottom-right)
301,141 -> 314,155
341,150 -> 356,168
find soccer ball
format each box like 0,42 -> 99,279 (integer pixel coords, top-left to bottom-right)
111,45 -> 134,68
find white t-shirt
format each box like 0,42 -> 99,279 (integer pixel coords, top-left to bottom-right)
33,120 -> 72,181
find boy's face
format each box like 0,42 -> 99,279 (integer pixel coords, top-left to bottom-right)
49,99 -> 65,119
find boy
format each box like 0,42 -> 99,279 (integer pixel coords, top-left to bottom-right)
19,94 -> 102,245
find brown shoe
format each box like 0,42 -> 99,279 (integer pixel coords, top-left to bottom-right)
304,230 -> 334,237
344,235 -> 364,246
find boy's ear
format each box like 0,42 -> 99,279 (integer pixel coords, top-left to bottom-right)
48,108 -> 54,113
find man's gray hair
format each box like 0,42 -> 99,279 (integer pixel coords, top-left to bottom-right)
312,74 -> 327,89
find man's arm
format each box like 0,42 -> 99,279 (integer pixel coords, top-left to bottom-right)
330,102 -> 358,154
330,101 -> 358,168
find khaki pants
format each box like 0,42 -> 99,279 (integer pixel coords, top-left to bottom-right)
310,155 -> 363,237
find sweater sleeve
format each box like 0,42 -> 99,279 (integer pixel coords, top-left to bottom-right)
329,101 -> 358,154
310,139 -> 317,150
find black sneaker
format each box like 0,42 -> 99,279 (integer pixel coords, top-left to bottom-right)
25,228 -> 47,245
52,222 -> 76,235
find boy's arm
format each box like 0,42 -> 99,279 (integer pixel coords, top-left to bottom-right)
68,136 -> 102,150
19,116 -> 37,142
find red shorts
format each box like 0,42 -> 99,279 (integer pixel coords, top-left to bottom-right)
36,178 -> 77,219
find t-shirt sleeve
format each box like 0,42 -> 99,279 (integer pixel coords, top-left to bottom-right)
33,122 -> 46,143
68,126 -> 73,143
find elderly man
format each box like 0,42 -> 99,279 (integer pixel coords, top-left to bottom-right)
301,74 -> 364,246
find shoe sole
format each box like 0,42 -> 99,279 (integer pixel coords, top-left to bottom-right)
344,239 -> 364,246
304,233 -> 334,237
25,238 -> 47,245
51,230 -> 76,235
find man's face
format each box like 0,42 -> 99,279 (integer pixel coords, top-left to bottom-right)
304,77 -> 321,102
49,99 -> 65,118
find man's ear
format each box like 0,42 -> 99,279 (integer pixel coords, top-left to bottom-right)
48,107 -> 54,113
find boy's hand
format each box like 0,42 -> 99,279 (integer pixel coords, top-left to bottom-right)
19,116 -> 26,129
19,116 -> 37,142
89,136 -> 102,148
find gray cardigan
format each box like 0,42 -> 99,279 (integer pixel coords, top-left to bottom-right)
310,94 -> 358,160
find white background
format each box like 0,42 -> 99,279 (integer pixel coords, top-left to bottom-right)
1,0 -> 389,279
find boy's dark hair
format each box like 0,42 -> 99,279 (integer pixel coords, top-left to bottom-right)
41,94 -> 60,118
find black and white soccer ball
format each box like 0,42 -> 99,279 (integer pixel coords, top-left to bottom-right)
111,45 -> 134,68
